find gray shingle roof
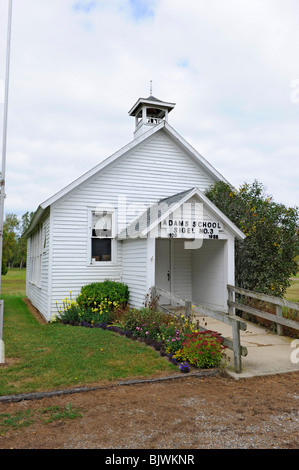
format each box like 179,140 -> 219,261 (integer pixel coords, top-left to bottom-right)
144,95 -> 163,102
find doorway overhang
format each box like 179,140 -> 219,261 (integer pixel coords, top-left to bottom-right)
117,187 -> 246,242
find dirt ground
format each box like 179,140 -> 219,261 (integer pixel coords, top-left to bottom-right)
0,370 -> 298,450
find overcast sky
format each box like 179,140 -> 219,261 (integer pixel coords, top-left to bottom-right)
0,0 -> 298,217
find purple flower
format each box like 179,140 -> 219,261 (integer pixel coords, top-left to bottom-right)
179,362 -> 190,373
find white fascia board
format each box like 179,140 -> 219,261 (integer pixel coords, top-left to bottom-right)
39,122 -> 166,210
26,120 -> 235,236
140,187 -> 246,240
23,205 -> 45,238
25,122 -> 165,236
35,121 -> 229,211
163,122 -> 231,186
128,98 -> 176,116
140,188 -> 199,236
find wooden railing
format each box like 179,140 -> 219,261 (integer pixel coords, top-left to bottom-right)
152,286 -> 247,374
227,285 -> 299,336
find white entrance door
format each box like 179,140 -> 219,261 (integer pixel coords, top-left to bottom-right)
155,239 -> 171,304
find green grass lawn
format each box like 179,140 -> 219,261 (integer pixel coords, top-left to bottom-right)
285,279 -> 299,303
0,269 -> 175,397
1,268 -> 26,295
1,267 -> 298,397
285,265 -> 299,302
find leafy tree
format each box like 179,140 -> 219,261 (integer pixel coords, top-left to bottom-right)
205,180 -> 299,297
1,227 -> 9,275
1,211 -> 34,271
3,213 -> 20,267
18,211 -> 34,268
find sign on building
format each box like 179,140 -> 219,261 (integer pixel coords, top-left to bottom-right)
159,202 -> 222,239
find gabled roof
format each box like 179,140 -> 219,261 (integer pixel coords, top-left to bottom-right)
25,121 -> 231,236
118,187 -> 245,240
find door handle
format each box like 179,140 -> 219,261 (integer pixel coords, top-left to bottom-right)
167,270 -> 170,281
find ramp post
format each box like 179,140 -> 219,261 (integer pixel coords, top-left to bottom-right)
232,319 -> 242,373
185,300 -> 191,319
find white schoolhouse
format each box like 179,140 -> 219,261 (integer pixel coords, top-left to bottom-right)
25,95 -> 245,322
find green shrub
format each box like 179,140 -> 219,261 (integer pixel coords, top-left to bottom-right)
122,308 -> 157,335
77,280 -> 129,311
78,305 -> 112,325
121,308 -> 170,340
59,303 -> 82,325
56,282 -> 126,325
57,300 -> 113,326
205,180 -> 299,297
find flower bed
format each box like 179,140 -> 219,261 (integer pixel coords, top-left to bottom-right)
55,284 -> 227,373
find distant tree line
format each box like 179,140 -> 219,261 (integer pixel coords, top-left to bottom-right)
2,211 -> 34,275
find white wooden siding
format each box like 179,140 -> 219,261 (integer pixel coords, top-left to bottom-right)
26,216 -> 50,320
192,239 -> 227,311
50,206 -> 122,315
48,129 -> 215,316
172,239 -> 192,301
58,131 -> 214,222
121,238 -> 148,308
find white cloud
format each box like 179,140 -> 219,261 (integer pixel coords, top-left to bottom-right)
1,0 -> 298,216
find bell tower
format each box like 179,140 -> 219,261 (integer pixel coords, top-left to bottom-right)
128,92 -> 176,139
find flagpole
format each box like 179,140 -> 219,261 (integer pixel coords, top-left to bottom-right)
0,0 -> 13,343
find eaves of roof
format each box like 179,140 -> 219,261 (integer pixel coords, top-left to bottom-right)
25,121 -> 231,236
118,187 -> 245,241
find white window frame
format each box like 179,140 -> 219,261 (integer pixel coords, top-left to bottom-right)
29,226 -> 42,287
87,208 -> 117,265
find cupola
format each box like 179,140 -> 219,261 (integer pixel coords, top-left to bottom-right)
128,95 -> 176,139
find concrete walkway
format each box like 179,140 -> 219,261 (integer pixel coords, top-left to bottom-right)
194,315 -> 299,380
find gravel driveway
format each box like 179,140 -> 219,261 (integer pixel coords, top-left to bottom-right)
0,370 -> 298,450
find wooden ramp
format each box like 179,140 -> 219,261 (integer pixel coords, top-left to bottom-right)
153,285 -> 299,379
195,314 -> 299,379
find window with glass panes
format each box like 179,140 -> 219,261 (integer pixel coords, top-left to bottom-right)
91,211 -> 113,262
